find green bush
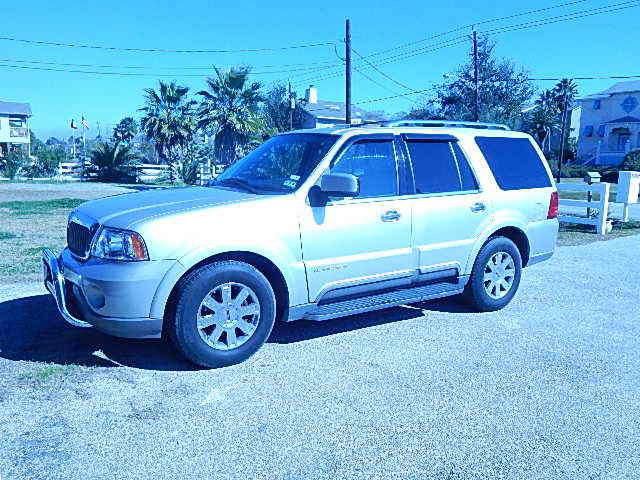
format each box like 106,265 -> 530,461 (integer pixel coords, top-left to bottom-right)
1,150 -> 27,179
622,149 -> 640,171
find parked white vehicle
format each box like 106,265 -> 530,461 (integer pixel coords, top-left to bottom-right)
43,121 -> 559,367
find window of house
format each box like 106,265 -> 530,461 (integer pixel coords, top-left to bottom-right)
9,118 -> 24,128
405,140 -> 479,195
593,100 -> 601,110
475,136 -> 551,191
584,125 -> 594,137
331,139 -> 397,198
597,125 -> 606,137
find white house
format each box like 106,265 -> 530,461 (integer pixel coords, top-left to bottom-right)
300,86 -> 384,128
0,100 -> 32,158
576,80 -> 640,166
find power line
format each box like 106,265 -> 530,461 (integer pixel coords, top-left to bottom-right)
361,0 -> 591,60
354,73 -> 640,106
350,47 -> 415,92
482,0 -> 640,36
298,0 -> 639,87
0,60 -> 339,77
0,57 -> 338,71
0,35 -> 337,53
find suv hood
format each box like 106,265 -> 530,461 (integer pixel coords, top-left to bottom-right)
75,186 -> 258,229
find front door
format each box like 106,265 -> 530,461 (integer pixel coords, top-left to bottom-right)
299,137 -> 413,303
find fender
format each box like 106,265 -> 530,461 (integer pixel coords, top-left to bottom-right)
148,237 -> 307,320
463,209 -> 529,275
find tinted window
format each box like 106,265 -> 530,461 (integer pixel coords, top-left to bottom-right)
331,140 -> 397,198
475,137 -> 551,190
452,143 -> 479,191
406,141 -> 478,194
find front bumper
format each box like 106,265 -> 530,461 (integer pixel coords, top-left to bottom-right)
42,248 -> 168,339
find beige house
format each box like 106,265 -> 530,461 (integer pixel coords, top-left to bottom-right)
0,100 -> 32,157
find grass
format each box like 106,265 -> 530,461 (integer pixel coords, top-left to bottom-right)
558,220 -> 640,246
0,198 -> 86,215
0,231 -> 17,240
19,364 -> 77,383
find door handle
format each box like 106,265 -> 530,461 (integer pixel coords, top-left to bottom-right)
470,202 -> 486,213
381,210 -> 401,222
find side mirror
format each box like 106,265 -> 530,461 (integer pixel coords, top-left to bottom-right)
320,173 -> 359,197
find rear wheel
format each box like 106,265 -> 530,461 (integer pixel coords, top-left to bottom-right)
171,261 -> 276,368
463,236 -> 522,312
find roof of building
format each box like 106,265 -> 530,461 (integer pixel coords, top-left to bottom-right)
0,100 -> 32,116
580,80 -> 640,100
607,115 -> 640,124
302,100 -> 385,121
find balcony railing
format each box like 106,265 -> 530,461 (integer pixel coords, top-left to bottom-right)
9,127 -> 28,138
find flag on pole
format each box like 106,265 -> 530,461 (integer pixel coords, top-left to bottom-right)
70,119 -> 78,129
81,116 -> 89,130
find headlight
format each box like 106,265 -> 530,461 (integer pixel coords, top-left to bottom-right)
91,227 -> 149,261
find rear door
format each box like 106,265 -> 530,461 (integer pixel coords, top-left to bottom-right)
401,134 -> 490,277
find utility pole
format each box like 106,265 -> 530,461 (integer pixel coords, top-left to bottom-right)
288,81 -> 294,130
472,29 -> 480,122
345,18 -> 352,125
557,87 -> 570,183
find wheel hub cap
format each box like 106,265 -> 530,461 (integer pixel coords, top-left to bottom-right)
196,282 -> 261,351
483,251 -> 516,300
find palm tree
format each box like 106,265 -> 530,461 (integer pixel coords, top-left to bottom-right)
112,117 -> 139,145
90,141 -> 137,181
140,81 -> 196,181
530,89 -> 560,153
197,67 -> 263,165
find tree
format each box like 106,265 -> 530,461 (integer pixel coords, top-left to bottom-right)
90,141 -> 138,182
197,67 -> 263,165
526,89 -> 560,153
262,83 -> 305,133
433,35 -> 534,127
113,117 -> 139,144
140,81 -> 196,182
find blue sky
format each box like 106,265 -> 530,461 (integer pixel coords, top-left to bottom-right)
2,0 -> 639,139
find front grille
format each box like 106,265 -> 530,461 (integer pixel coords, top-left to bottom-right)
67,221 -> 95,258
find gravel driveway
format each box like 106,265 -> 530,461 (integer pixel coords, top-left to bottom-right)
1,235 -> 639,479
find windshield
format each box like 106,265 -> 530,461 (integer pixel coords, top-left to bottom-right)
213,133 -> 337,194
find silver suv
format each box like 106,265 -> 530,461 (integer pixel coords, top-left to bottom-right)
43,121 -> 559,367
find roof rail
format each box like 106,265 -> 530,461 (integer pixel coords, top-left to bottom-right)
385,120 -> 510,130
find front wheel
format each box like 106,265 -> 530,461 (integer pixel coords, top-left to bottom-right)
463,236 -> 522,312
171,261 -> 276,368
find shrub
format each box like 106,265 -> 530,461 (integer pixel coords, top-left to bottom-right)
1,150 -> 27,179
89,141 -> 138,182
622,149 -> 640,171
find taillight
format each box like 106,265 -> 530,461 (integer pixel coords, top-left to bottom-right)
547,191 -> 559,219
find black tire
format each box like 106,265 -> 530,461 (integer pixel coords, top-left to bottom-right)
463,236 -> 522,312
171,260 -> 276,368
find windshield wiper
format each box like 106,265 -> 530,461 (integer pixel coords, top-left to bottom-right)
214,178 -> 261,194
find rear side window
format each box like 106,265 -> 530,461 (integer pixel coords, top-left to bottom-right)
475,137 -> 551,190
406,140 -> 478,195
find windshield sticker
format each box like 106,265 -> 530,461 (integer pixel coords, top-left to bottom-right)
290,175 -> 301,181
283,179 -> 297,188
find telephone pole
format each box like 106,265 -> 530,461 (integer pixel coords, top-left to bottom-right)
345,18 -> 352,125
288,81 -> 294,130
557,86 -> 570,183
472,30 -> 480,122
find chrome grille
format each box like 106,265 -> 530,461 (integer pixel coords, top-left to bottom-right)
67,221 -> 95,258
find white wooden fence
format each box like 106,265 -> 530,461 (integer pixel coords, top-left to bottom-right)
557,181 -> 611,234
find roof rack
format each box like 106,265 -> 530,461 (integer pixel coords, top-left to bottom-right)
385,120 -> 510,130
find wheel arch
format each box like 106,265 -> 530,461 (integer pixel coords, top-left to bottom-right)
157,251 -> 291,332
488,226 -> 531,266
